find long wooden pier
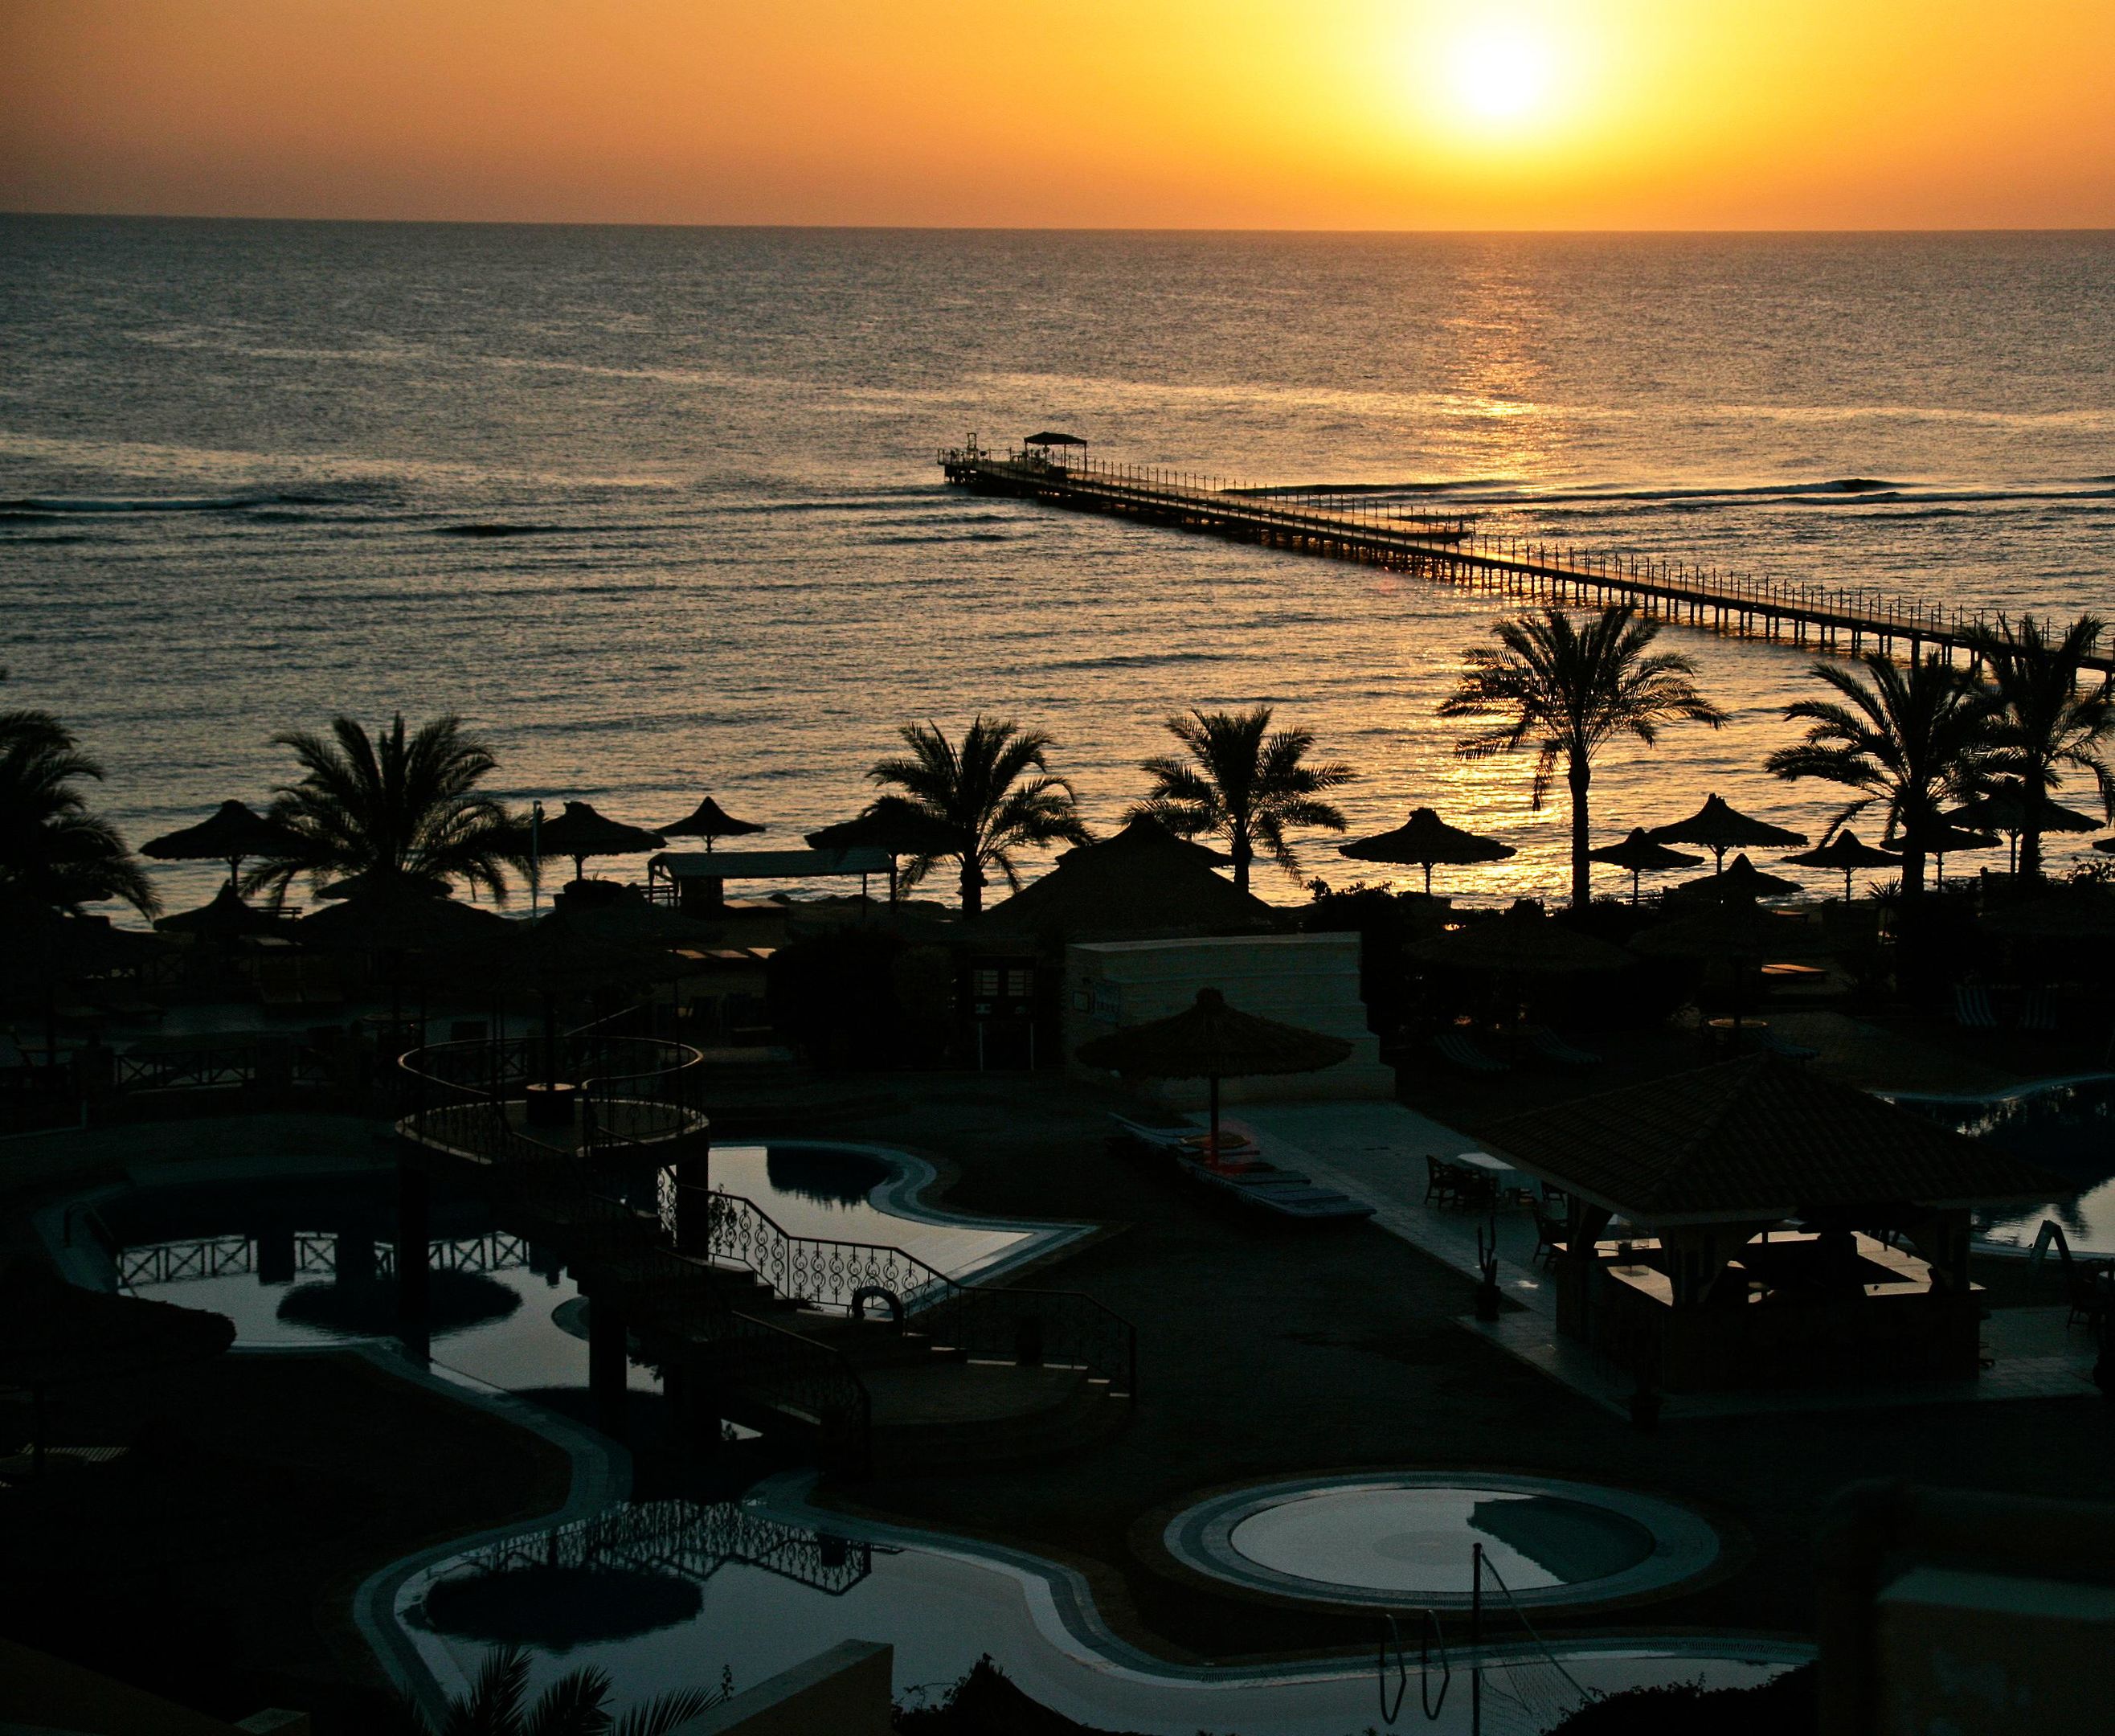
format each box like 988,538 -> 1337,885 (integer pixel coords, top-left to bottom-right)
939,445 -> 2113,674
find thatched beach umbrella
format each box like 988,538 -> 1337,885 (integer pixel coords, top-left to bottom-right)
1339,807 -> 1516,896
1075,987 -> 1352,1159
298,884 -> 507,955
1911,823 -> 1999,885
1671,854 -> 1804,906
660,796 -> 766,854
1783,829 -> 1901,903
1649,793 -> 1808,872
1945,787 -> 2097,877
807,797 -> 964,903
535,802 -> 665,883
140,800 -> 300,890
155,882 -> 294,941
1407,911 -> 1631,976
1587,828 -> 1702,905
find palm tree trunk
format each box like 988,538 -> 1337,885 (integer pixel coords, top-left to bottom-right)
1230,836 -> 1251,894
2022,766 -> 2048,880
959,856 -> 983,917
1899,844 -> 1927,906
1568,761 -> 1592,910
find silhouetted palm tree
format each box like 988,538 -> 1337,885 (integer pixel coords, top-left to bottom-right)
388,1643 -> 720,1735
0,690 -> 159,918
245,713 -> 524,904
1130,706 -> 1354,892
1439,605 -> 1726,908
1962,612 -> 2115,879
869,715 -> 1090,915
1765,652 -> 1999,906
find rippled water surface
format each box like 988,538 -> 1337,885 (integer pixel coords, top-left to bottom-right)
6,220 -> 2112,913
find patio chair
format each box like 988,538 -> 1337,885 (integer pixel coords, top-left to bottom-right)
1953,984 -> 2000,1030
1520,1024 -> 1601,1067
1532,1207 -> 1566,1269
1433,1030 -> 1508,1075
1424,1153 -> 1460,1206
1445,1162 -> 1499,1212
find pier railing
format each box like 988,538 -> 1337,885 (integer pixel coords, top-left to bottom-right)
939,446 -> 2112,674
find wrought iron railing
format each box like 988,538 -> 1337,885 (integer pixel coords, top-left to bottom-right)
692,1186 -> 1137,1403
396,1033 -> 709,1167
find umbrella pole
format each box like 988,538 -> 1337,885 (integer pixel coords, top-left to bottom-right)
1631,869 -> 1641,907
1209,1070 -> 1221,1161
1423,862 -> 1434,897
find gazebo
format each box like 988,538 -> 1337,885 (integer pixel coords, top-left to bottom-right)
1480,1056 -> 2069,1394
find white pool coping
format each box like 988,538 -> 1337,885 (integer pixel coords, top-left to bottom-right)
1161,1472 -> 1726,1614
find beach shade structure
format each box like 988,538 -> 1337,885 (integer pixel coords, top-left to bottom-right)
139,800 -> 301,890
316,870 -> 453,901
1945,786 -> 2099,876
0,1254 -> 234,1475
534,802 -> 665,883
1783,830 -> 1902,903
154,882 -> 295,941
1406,910 -> 1632,976
1912,824 -> 1999,885
1025,431 -> 1089,464
807,797 -> 966,904
974,816 -> 1273,948
1339,807 -> 1517,896
1648,793 -> 1808,872
1670,854 -> 1805,906
297,883 -> 507,956
659,796 -> 766,854
2096,836 -> 2115,856
1075,987 -> 1352,1160
1588,828 -> 1704,905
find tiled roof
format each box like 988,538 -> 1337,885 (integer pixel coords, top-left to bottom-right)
1479,1054 -> 2068,1222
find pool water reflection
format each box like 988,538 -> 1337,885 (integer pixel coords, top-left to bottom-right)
1889,1076 -> 2115,1255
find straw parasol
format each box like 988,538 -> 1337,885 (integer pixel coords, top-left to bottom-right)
1075,987 -> 1352,1158
155,882 -> 295,941
1670,854 -> 1804,905
807,797 -> 966,903
1945,786 -> 2098,876
535,802 -> 665,882
1588,828 -> 1702,905
297,884 -> 507,954
1407,911 -> 1631,976
1908,823 -> 1998,885
660,796 -> 766,854
140,800 -> 301,890
1649,793 -> 1808,872
2095,836 -> 2115,856
1783,829 -> 1900,903
1339,807 -> 1516,895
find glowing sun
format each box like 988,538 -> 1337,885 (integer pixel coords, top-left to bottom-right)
1444,22 -> 1555,126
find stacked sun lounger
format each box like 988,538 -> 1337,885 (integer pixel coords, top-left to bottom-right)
1108,1114 -> 1375,1223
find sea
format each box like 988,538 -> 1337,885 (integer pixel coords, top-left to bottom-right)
4,219 -> 2113,919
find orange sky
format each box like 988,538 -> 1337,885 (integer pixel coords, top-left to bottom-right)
4,2 -> 2113,228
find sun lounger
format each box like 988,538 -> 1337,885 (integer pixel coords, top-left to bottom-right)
1433,1030 -> 1508,1075
1953,985 -> 1999,1030
2018,987 -> 2059,1033
1520,1024 -> 1600,1067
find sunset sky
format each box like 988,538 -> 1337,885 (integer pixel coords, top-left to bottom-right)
5,1 -> 2113,229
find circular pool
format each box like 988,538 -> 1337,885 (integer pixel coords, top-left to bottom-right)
1164,1473 -> 1722,1611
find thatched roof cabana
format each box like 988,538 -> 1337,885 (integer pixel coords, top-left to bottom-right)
972,816 -> 1276,949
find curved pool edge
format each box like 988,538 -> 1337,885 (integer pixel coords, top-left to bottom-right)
1160,1472 -> 1724,1615
747,1472 -> 1811,1689
348,1345 -> 632,1716
1879,1071 -> 2115,1107
764,1136 -> 1100,1290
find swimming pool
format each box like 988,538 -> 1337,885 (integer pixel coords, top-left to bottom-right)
52,1141 -> 1081,1398
1163,1474 -> 1723,1613
1887,1075 -> 2115,1255
379,1472 -> 1800,1736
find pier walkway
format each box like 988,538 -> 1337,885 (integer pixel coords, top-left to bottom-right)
939,445 -> 2113,674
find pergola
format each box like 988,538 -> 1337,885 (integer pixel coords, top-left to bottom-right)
1481,1055 -> 2069,1393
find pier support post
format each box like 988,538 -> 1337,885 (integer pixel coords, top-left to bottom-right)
395,1153 -> 432,1363
588,1293 -> 629,1439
